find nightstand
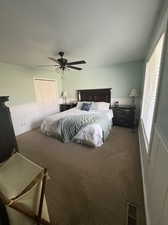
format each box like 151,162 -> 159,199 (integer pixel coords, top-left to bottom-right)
112,105 -> 136,128
60,103 -> 77,112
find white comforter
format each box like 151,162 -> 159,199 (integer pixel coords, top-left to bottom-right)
41,108 -> 113,147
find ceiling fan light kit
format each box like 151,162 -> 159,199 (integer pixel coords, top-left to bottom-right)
47,51 -> 86,72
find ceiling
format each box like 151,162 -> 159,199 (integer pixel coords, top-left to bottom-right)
0,0 -> 162,67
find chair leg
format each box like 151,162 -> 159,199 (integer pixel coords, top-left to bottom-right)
9,202 -> 51,225
37,168 -> 48,225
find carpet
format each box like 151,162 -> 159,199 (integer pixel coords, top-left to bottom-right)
17,127 -> 146,225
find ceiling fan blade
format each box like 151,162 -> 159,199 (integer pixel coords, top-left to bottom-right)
67,60 -> 86,65
37,65 -> 59,67
48,57 -> 58,63
67,65 -> 82,70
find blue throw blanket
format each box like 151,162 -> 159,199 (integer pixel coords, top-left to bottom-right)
50,113 -> 111,143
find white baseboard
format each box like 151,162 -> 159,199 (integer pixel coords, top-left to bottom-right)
10,102 -> 60,136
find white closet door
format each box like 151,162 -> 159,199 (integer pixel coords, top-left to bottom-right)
34,79 -> 58,104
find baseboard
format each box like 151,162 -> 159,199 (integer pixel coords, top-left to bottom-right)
138,123 -> 150,225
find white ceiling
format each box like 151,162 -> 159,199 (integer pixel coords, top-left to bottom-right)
0,0 -> 162,67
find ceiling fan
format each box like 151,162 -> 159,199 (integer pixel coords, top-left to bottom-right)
47,51 -> 86,71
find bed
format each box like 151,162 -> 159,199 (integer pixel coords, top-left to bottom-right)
41,88 -> 113,147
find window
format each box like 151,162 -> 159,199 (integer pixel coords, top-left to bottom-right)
34,78 -> 58,104
141,34 -> 165,151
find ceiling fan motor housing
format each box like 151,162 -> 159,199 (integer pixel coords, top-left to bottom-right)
58,51 -> 64,57
57,58 -> 67,66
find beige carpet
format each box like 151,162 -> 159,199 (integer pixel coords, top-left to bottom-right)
17,127 -> 146,225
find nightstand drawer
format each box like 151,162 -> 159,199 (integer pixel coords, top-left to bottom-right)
117,108 -> 132,116
115,118 -> 133,128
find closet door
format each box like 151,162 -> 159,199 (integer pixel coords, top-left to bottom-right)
34,79 -> 58,104
0,96 -> 17,162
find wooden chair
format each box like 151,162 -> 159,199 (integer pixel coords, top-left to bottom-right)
0,97 -> 51,225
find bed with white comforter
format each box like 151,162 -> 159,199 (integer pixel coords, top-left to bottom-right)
41,107 -> 113,147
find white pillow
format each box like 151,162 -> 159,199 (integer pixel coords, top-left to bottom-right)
93,102 -> 110,111
76,101 -> 92,109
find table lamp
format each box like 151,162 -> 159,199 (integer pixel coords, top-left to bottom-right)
129,88 -> 138,106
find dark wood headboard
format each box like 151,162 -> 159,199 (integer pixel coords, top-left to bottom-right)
77,88 -> 111,103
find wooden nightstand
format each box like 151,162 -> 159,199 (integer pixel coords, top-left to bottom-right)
60,103 -> 77,112
112,105 -> 136,128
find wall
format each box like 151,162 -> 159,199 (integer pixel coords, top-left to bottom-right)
0,62 -> 62,105
0,60 -> 143,135
138,1 -> 168,225
0,62 -> 62,135
63,61 -> 143,105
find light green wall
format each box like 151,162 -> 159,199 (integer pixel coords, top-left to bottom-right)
63,61 -> 143,99
0,60 -> 143,106
0,62 -> 62,105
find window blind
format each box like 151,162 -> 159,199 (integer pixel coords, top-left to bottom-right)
141,33 -> 165,149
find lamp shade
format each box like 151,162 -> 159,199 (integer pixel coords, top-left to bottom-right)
129,88 -> 138,97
